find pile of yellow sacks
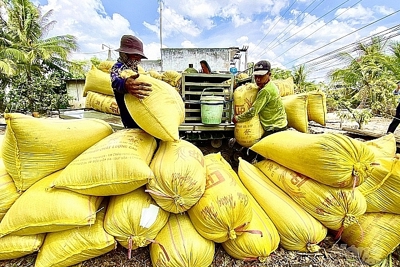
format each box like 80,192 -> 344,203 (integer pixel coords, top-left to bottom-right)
0,111 -> 399,266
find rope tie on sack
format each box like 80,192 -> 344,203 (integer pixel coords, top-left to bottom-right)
145,189 -> 170,198
131,236 -> 147,248
173,195 -> 185,207
336,214 -> 359,239
127,236 -> 152,259
352,161 -> 373,186
306,243 -> 321,253
335,225 -> 344,240
362,157 -> 399,196
228,222 -> 262,240
342,213 -> 358,229
147,239 -> 170,262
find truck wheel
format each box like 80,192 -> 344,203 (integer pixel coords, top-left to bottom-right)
211,139 -> 223,148
230,151 -> 243,167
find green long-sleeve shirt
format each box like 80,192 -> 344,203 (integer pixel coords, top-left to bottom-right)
236,81 -> 288,132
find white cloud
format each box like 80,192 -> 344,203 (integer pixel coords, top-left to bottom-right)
335,3 -> 374,25
28,0 -> 399,78
373,5 -> 395,16
37,0 -> 136,60
144,42 -> 163,60
181,40 -> 196,48
143,6 -> 202,39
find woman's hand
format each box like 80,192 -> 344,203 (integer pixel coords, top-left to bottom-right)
125,74 -> 152,99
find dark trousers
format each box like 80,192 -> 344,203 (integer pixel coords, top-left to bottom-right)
387,103 -> 400,133
262,126 -> 288,138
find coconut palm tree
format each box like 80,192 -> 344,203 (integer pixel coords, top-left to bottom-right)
1,0 -> 78,79
388,41 -> 400,80
329,36 -> 392,112
0,0 -> 78,112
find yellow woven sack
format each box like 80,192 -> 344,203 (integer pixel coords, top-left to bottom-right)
150,213 -> 214,267
307,90 -> 327,126
85,91 -> 120,115
137,64 -> 147,75
233,83 -> 264,147
51,129 -> 156,196
341,212 -> 400,265
97,60 -> 115,73
282,93 -> 309,133
272,77 -> 295,97
358,157 -> 400,214
238,158 -> 327,252
0,234 -> 45,260
104,186 -> 169,251
2,113 -> 113,192
365,133 -> 397,159
255,159 -> 367,231
251,131 -> 375,188
35,200 -> 116,267
0,134 -> 4,158
83,65 -> 114,97
146,139 -> 206,214
222,158 -> 280,262
0,160 -> 20,221
0,171 -> 102,237
187,152 -> 252,243
162,70 -> 182,88
148,69 -> 163,80
125,74 -> 185,141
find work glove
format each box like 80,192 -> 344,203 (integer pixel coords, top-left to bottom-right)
125,73 -> 152,99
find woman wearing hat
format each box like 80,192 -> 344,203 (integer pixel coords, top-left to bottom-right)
110,35 -> 152,129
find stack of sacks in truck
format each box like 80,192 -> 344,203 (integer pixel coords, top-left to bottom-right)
1,111 -> 399,266
84,61 -> 185,142
83,61 -> 181,116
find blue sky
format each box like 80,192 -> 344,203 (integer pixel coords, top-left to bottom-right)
34,0 -> 400,81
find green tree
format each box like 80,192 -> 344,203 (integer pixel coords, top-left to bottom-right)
0,0 -> 78,112
329,37 -> 393,116
292,64 -> 318,93
271,67 -> 292,80
388,41 -> 400,80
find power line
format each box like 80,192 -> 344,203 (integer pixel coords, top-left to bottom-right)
272,0 -> 362,62
289,12 -> 400,68
252,0 -> 299,54
255,0 -> 352,59
257,0 -> 326,58
302,26 -> 400,70
295,25 -> 400,81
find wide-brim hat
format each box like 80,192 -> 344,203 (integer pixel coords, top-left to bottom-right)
253,60 -> 271,75
115,35 -> 147,59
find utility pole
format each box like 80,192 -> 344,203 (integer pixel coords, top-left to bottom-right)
102,44 -> 112,61
159,0 -> 163,71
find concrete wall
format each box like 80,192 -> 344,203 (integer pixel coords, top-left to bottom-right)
125,47 -> 246,73
65,79 -> 86,109
139,60 -> 162,72
157,47 -> 239,73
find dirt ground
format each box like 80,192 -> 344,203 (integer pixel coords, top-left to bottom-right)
0,113 -> 399,267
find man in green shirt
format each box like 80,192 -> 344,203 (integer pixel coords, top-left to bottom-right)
232,60 -> 288,137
